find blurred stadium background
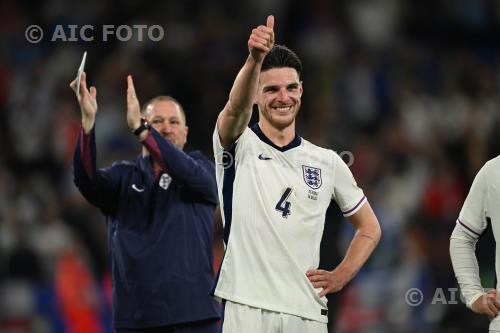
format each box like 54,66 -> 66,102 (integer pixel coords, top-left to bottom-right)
1,0 -> 500,332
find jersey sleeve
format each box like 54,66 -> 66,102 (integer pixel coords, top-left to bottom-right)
331,152 -> 366,217
449,224 -> 485,308
213,121 -> 251,167
213,123 -> 225,166
73,126 -> 121,216
142,128 -> 217,202
457,164 -> 489,238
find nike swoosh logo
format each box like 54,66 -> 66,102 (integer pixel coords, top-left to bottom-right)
258,153 -> 272,160
132,184 -> 145,192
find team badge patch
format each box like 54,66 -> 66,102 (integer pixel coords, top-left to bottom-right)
159,173 -> 172,190
302,165 -> 322,189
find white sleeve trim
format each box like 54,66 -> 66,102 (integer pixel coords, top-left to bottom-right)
456,218 -> 483,239
342,196 -> 367,217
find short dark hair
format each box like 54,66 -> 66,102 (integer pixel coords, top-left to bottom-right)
261,44 -> 302,76
141,95 -> 187,125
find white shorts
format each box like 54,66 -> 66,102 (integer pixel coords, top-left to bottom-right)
222,300 -> 327,333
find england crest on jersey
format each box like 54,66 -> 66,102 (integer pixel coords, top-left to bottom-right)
302,165 -> 322,189
159,173 -> 172,190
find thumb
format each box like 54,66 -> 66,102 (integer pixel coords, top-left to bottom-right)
266,15 -> 274,30
69,79 -> 77,92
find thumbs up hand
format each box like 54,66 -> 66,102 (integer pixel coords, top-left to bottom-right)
248,15 -> 275,63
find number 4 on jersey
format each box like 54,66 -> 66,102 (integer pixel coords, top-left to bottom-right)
275,187 -> 292,218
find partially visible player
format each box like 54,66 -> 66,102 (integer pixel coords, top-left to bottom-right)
213,15 -> 381,333
70,73 -> 221,333
450,156 -> 500,332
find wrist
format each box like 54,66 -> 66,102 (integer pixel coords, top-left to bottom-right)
332,265 -> 354,286
82,117 -> 95,134
247,54 -> 264,67
467,291 -> 486,309
132,117 -> 150,137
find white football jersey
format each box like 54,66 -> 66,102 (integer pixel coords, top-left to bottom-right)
457,156 -> 500,238
455,156 -> 500,330
213,123 -> 366,323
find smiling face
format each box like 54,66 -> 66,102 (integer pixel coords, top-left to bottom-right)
143,99 -> 188,149
256,67 -> 303,131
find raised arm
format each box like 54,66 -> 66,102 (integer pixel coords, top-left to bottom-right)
307,202 -> 381,297
217,15 -> 275,149
70,72 -> 120,214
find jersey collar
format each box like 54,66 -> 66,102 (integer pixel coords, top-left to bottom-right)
250,123 -> 302,152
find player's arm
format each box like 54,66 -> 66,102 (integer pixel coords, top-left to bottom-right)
146,128 -> 217,202
449,163 -> 500,318
450,224 -> 500,319
217,15 -> 275,149
70,72 -> 120,214
307,202 -> 381,297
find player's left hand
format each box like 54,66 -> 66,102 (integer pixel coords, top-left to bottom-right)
306,268 -> 348,297
126,75 -> 142,130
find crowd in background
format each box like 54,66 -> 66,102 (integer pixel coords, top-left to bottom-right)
1,0 -> 500,332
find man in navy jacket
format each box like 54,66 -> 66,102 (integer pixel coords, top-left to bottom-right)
70,72 -> 220,333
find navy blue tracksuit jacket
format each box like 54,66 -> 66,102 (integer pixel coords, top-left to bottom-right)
73,126 -> 220,329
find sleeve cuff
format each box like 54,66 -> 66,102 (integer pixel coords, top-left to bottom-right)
342,196 -> 367,217
466,291 -> 485,309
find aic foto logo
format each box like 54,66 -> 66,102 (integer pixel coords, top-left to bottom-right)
25,24 -> 165,43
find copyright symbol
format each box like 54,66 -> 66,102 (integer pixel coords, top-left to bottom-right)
221,151 -> 234,169
339,150 -> 355,167
25,25 -> 43,43
405,288 -> 423,307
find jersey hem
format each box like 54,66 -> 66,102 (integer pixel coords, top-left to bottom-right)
214,290 -> 329,324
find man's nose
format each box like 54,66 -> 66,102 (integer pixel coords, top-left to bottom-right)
276,88 -> 289,101
158,121 -> 170,131
154,121 -> 169,135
